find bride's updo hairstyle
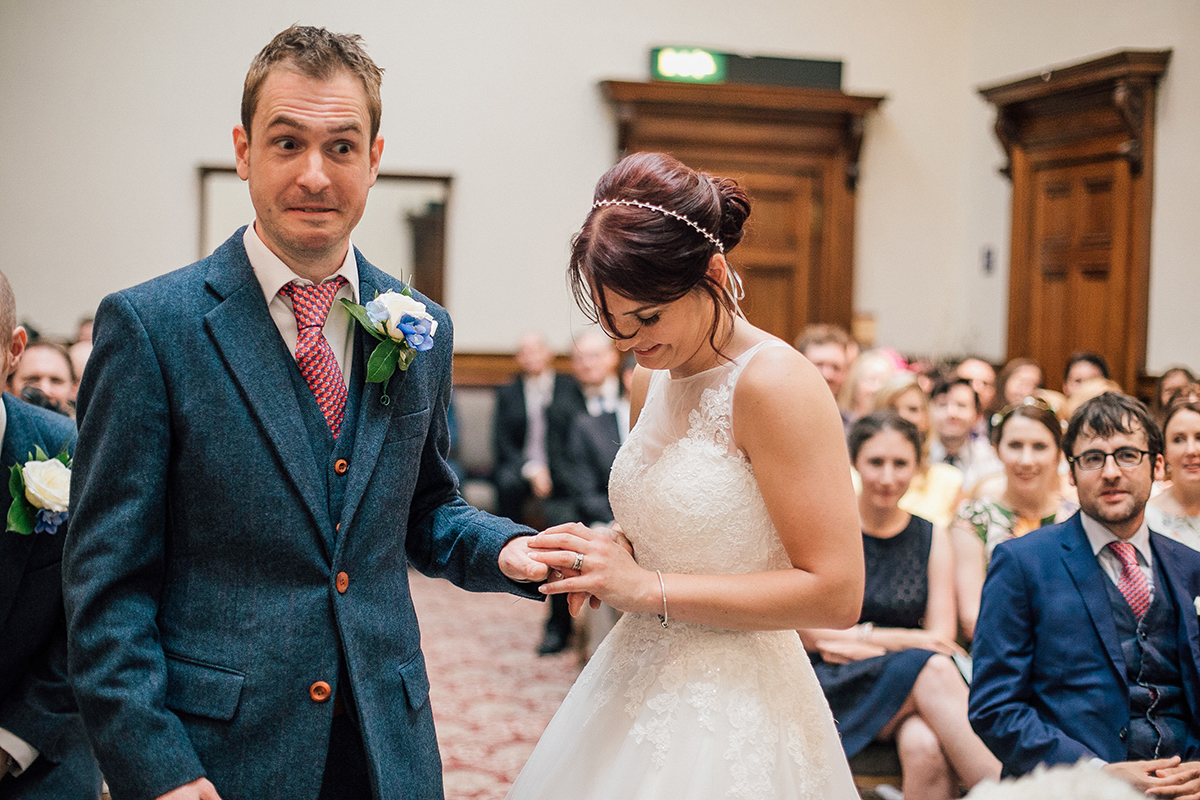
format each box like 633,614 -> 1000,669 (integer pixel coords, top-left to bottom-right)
569,152 -> 752,354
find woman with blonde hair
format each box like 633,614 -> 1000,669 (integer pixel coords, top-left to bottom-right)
839,349 -> 897,425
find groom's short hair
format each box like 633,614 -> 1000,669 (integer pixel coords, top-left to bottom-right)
241,24 -> 385,143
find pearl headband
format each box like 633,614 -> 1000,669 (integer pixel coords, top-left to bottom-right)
592,198 -> 725,253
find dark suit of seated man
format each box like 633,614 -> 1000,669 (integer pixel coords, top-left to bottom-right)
0,272 -> 101,800
970,392 -> 1200,797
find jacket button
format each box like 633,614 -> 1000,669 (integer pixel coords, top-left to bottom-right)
335,523 -> 340,532
334,459 -> 349,475
336,572 -> 349,593
310,681 -> 332,703
1119,727 -> 1128,740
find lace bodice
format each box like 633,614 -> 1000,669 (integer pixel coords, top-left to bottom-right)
608,340 -> 792,578
506,339 -> 857,800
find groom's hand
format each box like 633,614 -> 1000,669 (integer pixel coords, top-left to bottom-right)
156,777 -> 223,800
498,535 -> 551,583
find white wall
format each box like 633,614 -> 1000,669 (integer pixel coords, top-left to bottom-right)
0,0 -> 1195,370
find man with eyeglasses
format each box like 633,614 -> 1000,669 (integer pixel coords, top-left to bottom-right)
970,392 -> 1200,794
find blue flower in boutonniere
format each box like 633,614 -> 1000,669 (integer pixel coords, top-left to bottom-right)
7,446 -> 71,535
340,284 -> 438,404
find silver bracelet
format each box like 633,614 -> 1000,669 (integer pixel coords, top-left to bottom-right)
656,569 -> 669,628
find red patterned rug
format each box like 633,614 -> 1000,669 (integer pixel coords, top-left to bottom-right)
410,570 -> 581,800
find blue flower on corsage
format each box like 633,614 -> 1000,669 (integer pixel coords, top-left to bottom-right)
341,284 -> 438,402
7,446 -> 71,535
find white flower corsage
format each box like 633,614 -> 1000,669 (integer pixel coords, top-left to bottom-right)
341,284 -> 438,404
7,446 -> 71,535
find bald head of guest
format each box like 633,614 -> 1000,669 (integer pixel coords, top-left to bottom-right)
572,330 -> 619,394
0,270 -> 28,382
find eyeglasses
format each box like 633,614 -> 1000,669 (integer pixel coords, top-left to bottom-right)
1068,447 -> 1150,471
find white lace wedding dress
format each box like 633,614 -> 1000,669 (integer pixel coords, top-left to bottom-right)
507,340 -> 857,800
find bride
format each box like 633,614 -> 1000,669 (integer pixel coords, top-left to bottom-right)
508,152 -> 863,800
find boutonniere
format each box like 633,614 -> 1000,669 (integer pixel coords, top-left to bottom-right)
7,446 -> 71,535
340,284 -> 438,405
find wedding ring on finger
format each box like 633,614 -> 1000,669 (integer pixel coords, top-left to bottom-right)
572,552 -> 585,572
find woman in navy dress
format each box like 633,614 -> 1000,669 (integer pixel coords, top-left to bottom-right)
801,411 -> 1000,800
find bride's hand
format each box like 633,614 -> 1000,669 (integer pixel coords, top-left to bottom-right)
529,523 -> 656,615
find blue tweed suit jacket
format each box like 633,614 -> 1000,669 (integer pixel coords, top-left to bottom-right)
63,230 -> 537,800
969,512 -> 1200,776
0,394 -> 100,799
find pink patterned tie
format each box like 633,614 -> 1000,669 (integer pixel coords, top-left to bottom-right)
279,277 -> 348,436
1107,541 -> 1152,619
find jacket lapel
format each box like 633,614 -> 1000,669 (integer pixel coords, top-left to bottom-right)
1151,535 -> 1200,715
1060,517 -> 1128,686
336,265 -> 405,540
0,396 -> 46,626
202,242 -> 331,543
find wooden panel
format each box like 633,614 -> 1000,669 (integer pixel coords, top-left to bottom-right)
604,81 -> 882,339
987,50 -> 1168,394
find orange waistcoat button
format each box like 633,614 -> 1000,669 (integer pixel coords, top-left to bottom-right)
310,681 -> 332,703
336,572 -> 349,593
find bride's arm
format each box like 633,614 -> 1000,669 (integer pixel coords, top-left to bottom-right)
532,345 -> 863,631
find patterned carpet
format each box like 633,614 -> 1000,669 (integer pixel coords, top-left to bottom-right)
410,570 -> 581,800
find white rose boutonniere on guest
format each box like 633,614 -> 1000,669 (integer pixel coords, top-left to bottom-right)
7,446 -> 71,535
341,283 -> 438,404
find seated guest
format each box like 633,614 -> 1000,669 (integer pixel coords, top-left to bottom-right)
929,378 -> 1002,492
7,340 -> 74,417
795,323 -> 854,426
874,372 -> 964,528
970,392 -> 1200,790
1146,398 -> 1200,551
0,271 -> 102,797
956,356 -> 998,440
950,397 -> 1077,640
491,332 -> 579,525
1062,351 -> 1109,399
561,354 -> 635,657
538,330 -> 619,655
996,357 -> 1043,408
803,411 -> 1000,800
839,348 -> 896,425
1153,366 -> 1198,425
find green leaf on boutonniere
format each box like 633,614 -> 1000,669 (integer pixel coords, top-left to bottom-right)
339,298 -> 386,342
367,338 -> 403,383
7,463 -> 33,535
32,445 -> 48,462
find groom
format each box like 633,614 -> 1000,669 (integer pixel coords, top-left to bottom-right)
64,26 -> 549,800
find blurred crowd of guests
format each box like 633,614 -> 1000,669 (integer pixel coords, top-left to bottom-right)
5,316 -> 94,419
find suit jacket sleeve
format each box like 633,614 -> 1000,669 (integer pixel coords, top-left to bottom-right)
563,415 -> 614,526
968,542 -> 1098,774
63,293 -> 207,798
490,382 -> 527,494
403,313 -> 540,596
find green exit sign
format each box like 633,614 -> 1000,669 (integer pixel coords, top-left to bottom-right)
651,47 -> 727,84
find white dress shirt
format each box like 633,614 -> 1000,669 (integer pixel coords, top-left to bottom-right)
243,223 -> 359,387
0,398 -> 40,777
1080,511 -> 1155,597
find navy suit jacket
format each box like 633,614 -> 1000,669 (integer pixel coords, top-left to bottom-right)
0,394 -> 100,799
969,512 -> 1200,776
63,230 -> 538,800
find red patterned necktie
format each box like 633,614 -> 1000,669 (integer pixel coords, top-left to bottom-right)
279,277 -> 348,437
1107,541 -> 1152,619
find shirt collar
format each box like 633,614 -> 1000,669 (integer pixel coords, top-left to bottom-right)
243,223 -> 360,304
0,393 -> 8,451
1081,509 -> 1153,564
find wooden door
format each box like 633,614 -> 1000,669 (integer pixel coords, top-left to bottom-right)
981,50 -> 1169,393
602,80 -> 882,344
1025,159 -> 1132,388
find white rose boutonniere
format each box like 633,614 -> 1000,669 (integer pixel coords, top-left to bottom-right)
8,446 -> 71,535
341,283 -> 438,404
